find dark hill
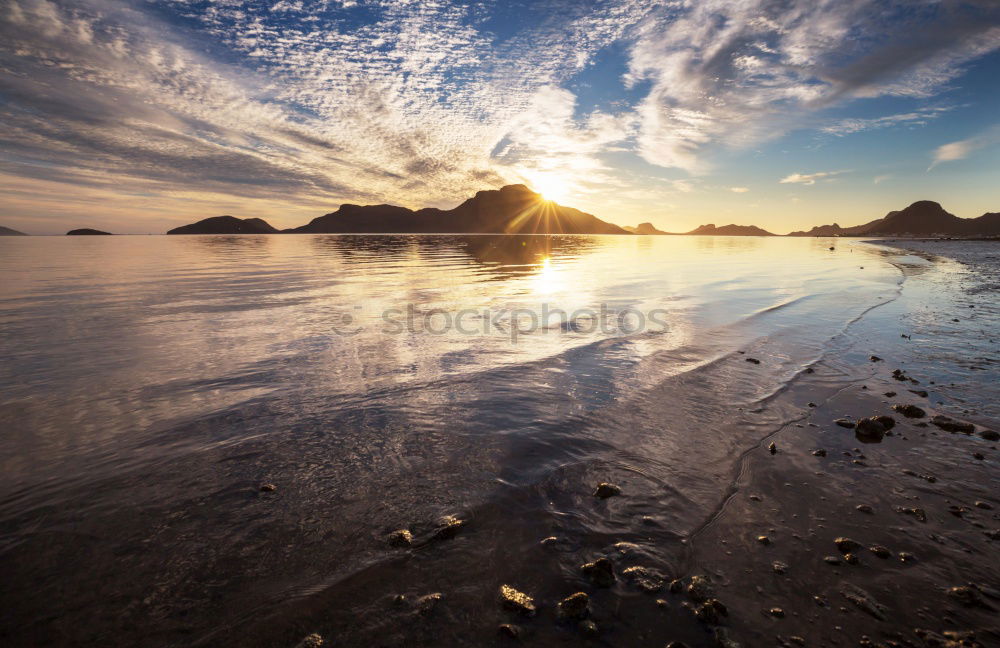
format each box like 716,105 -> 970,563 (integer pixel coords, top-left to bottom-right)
685,223 -> 775,236
624,222 -> 670,235
67,228 -> 111,235
288,185 -> 628,235
0,225 -> 27,236
788,201 -> 1000,237
167,215 -> 278,235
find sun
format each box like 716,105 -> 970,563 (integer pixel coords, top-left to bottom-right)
527,173 -> 573,205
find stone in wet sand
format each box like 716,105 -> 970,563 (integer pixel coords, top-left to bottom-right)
497,623 -> 520,639
768,442 -> 777,454
579,620 -> 599,637
746,357 -> 761,364
931,414 -> 975,433
874,415 -> 896,429
834,418 -> 856,429
768,607 -> 785,618
757,535 -> 771,545
557,592 -> 589,619
686,575 -> 713,602
259,483 -> 276,492
812,448 -> 827,457
834,537 -> 861,554
694,599 -> 728,624
294,633 -> 324,648
581,557 -> 615,588
432,515 -> 466,540
416,593 -> 443,615
855,417 -> 887,442
622,565 -> 664,593
856,504 -> 873,514
841,584 -> 886,620
869,545 -> 891,558
593,482 -> 621,498
499,585 -> 536,616
892,404 -> 926,418
980,429 -> 999,441
772,561 -> 788,574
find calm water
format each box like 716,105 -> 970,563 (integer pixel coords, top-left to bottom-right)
0,235 -> 996,646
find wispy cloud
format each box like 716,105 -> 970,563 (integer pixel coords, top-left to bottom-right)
821,107 -> 953,136
928,124 -> 1000,170
729,187 -> 749,193
779,170 -> 849,185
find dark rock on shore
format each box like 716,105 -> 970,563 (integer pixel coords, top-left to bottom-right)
834,418 -> 856,429
387,529 -> 413,547
593,482 -> 621,498
693,599 -> 728,624
931,415 -> 975,433
892,404 -> 926,418
855,417 -> 887,442
980,430 -> 999,441
0,225 -> 28,236
622,566 -> 664,593
259,483 -> 276,492
841,584 -> 886,620
294,633 -> 324,648
499,585 -> 536,616
431,515 -> 466,540
835,537 -> 861,554
581,557 -> 615,587
557,592 -> 589,619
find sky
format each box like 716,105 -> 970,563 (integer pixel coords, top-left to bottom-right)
1,0 -> 999,235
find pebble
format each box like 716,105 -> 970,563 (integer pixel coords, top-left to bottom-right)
757,535 -> 771,545
746,357 -> 761,364
834,537 -> 861,554
899,551 -> 915,563
892,404 -> 926,418
869,355 -> 882,362
834,418 -> 855,429
694,599 -> 728,624
855,417 -> 887,442
975,501 -> 992,510
823,556 -> 841,565
812,448 -> 827,457
497,624 -> 520,639
499,585 -> 536,616
980,429 -> 999,441
387,529 -> 413,547
931,415 -> 975,433
768,607 -> 785,618
622,565 -> 664,593
415,593 -> 443,614
540,536 -> 560,547
973,452 -> 985,460
432,515 -> 466,541
772,561 -> 788,574
579,620 -> 599,637
686,575 -> 713,602
844,552 -> 860,565
897,507 -> 927,522
841,584 -> 886,620
856,504 -> 873,514
581,557 -> 615,588
884,391 -> 897,397
259,483 -> 276,492
294,634 -> 323,648
557,592 -> 589,619
869,545 -> 891,558
768,442 -> 777,454
593,482 -> 621,498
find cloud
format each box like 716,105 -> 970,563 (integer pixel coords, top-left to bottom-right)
821,107 -> 953,136
627,0 -> 1000,171
929,124 -> 1000,170
779,170 -> 849,185
729,187 -> 749,193
873,174 -> 892,184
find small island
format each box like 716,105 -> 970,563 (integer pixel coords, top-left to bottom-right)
66,228 -> 112,235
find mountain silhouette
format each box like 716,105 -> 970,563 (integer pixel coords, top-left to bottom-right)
67,228 -> 112,235
0,225 -> 27,236
168,215 -> 279,235
787,201 -> 1000,237
287,185 -> 628,234
685,223 -> 775,236
623,222 -> 669,235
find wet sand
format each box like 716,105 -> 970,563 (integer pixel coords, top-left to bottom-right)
1,236 -> 997,647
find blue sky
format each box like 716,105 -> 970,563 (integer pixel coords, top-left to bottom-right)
1,0 -> 999,234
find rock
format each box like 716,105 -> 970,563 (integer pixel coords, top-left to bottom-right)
856,504 -> 874,514
687,575 -> 713,602
499,585 -> 536,616
540,536 -> 560,547
665,643 -> 690,648
946,585 -> 992,609
622,565 -> 664,593
975,501 -> 993,510
884,391 -> 896,397
714,627 -> 741,648
980,429 -> 999,441
593,482 -> 621,498
432,515 -> 466,540
757,535 -> 771,545
768,442 -> 777,454
772,561 -> 788,574
892,404 -> 926,418
931,415 -> 975,433
897,507 -> 927,522
834,418 -> 856,429
823,555 -> 841,565
812,449 -> 827,457
416,593 -> 443,614
834,537 -> 861,554
869,545 -> 891,558
694,599 -> 728,624
557,592 -> 589,619
497,623 -> 520,639
869,355 -> 883,362
746,357 -> 761,364
259,483 -> 277,492
579,620 -> 599,637
909,389 -> 929,398
841,584 -> 887,620
387,529 -> 413,547
807,402 -> 817,407
844,552 -> 860,565
768,607 -> 785,618
855,417 -> 887,442
294,633 -> 324,648
581,557 -> 615,587
973,452 -> 985,460
898,551 -> 916,563
874,415 -> 896,429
